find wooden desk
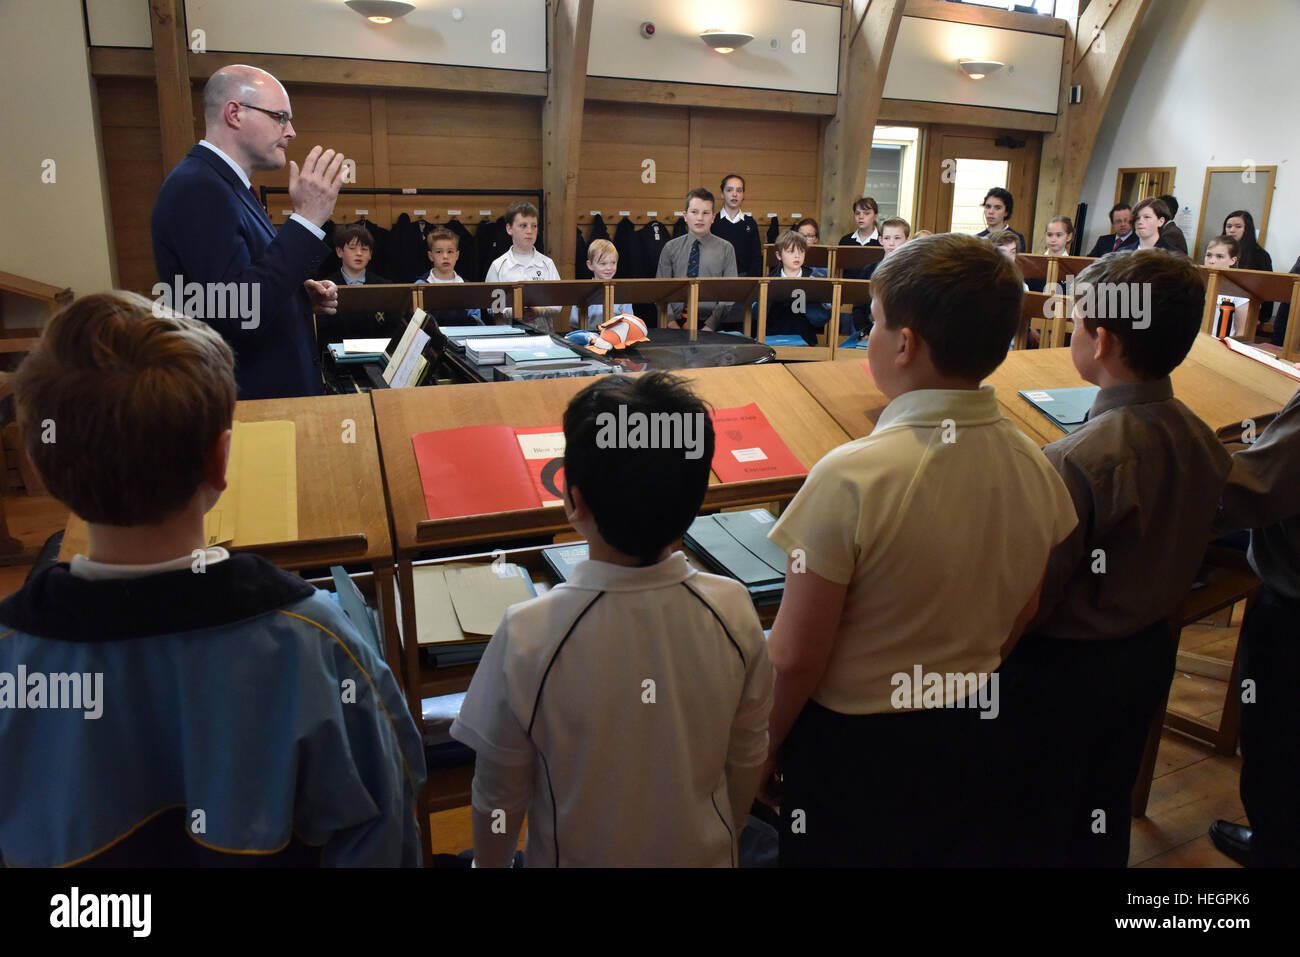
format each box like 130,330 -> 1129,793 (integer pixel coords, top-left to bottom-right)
373,364 -> 850,722
786,357 -> 890,439
1198,266 -> 1300,356
517,279 -> 605,331
791,333 -> 1298,450
988,335 -> 1294,446
58,394 -> 402,702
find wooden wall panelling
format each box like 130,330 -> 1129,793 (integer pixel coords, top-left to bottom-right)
97,78 -> 167,294
577,103 -> 689,228
697,109 -> 823,229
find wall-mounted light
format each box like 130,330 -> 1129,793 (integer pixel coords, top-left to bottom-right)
958,59 -> 1006,79
345,1 -> 415,24
699,29 -> 754,54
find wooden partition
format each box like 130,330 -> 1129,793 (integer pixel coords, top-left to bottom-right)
577,102 -> 823,231
95,78 -> 544,294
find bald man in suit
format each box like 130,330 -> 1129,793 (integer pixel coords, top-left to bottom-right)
152,65 -> 347,399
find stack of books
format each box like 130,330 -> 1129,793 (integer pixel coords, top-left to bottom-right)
683,508 -> 787,604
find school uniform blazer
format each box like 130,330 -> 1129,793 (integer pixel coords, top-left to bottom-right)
1087,232 -> 1139,257
0,554 -> 426,867
1160,221 -> 1189,255
151,144 -> 327,399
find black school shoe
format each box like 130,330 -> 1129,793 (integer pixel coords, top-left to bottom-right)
1209,820 -> 1253,866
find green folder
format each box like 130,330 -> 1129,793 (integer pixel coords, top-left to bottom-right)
1018,386 -> 1100,434
684,510 -> 785,588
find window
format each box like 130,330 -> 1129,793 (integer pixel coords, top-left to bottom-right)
869,126 -> 920,225
949,158 -> 1009,235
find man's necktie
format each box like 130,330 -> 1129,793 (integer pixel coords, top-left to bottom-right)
687,239 -> 700,278
1112,235 -> 1123,251
249,185 -> 265,213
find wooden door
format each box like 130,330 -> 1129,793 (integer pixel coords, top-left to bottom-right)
917,126 -> 1042,243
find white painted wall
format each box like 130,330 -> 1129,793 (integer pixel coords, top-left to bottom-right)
882,16 -> 1063,114
183,0 -> 546,71
1079,0 -> 1300,269
587,0 -> 840,95
0,0 -> 115,317
85,0 -> 152,47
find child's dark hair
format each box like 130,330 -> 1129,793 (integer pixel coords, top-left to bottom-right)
794,217 -> 820,239
685,187 -> 715,210
869,233 -> 1022,381
1073,249 -> 1204,379
333,223 -> 374,250
505,200 -> 539,225
852,196 -> 879,215
983,187 -> 1015,220
563,372 -> 715,565
426,226 -> 458,249
720,173 -> 745,192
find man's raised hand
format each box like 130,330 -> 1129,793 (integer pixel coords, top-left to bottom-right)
289,146 -> 347,227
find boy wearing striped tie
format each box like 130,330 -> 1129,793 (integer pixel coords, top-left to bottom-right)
656,188 -> 738,331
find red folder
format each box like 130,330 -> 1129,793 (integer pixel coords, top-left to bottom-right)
710,403 -> 807,484
413,425 -> 564,520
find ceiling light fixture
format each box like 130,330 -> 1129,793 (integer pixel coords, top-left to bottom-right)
699,29 -> 754,54
346,1 -> 415,24
958,59 -> 1006,79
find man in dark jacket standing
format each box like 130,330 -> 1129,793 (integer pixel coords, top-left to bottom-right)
153,65 -> 346,399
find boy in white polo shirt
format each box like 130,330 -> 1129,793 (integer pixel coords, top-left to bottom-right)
484,200 -> 562,331
451,373 -> 773,867
764,233 -> 1077,867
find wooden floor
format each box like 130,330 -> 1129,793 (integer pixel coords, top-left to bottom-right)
3,493 -> 1246,867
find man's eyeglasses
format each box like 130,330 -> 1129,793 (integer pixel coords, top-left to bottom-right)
239,103 -> 292,129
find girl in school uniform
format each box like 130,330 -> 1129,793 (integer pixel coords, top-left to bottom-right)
1224,209 -> 1275,326
1205,235 -> 1249,338
1028,216 -> 1074,294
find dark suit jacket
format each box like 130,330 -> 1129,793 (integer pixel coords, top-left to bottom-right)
1160,221 -> 1188,255
151,145 -> 327,399
1088,231 -> 1139,257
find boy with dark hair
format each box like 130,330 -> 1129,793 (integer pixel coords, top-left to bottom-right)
976,186 -> 1026,252
656,188 -> 739,330
0,291 -> 424,867
1157,194 -> 1189,254
1208,386 -> 1300,867
1003,250 -> 1232,867
319,223 -> 395,345
451,373 -> 772,866
765,234 -> 1078,866
327,224 -> 390,287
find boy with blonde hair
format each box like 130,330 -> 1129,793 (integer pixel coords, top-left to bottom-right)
0,292 -> 424,867
572,238 -> 633,331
